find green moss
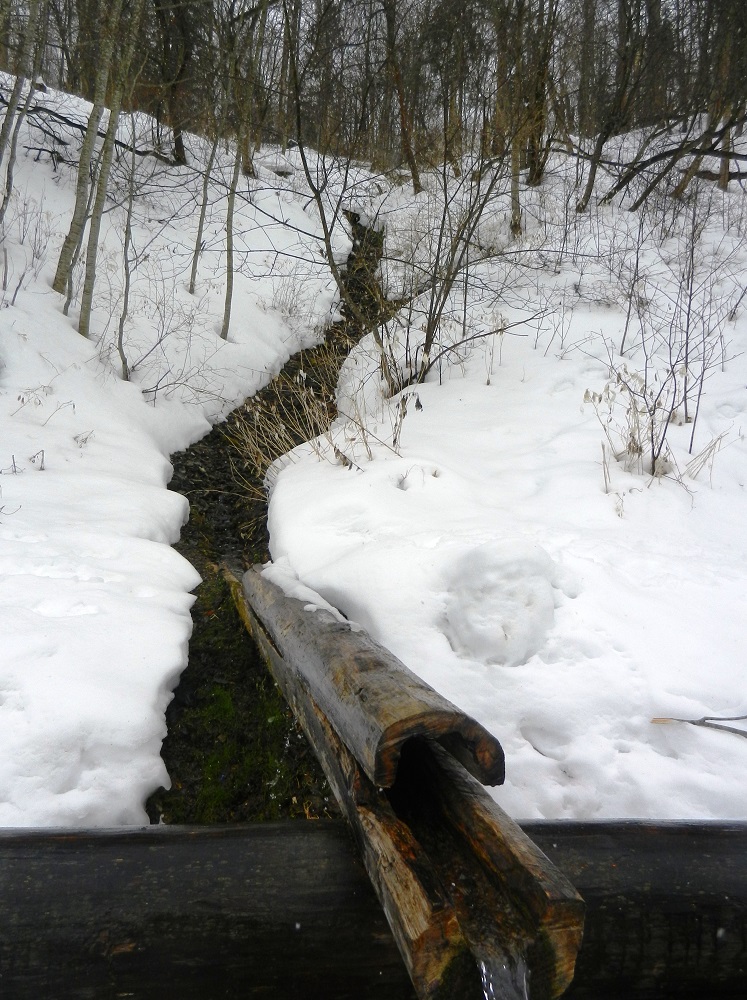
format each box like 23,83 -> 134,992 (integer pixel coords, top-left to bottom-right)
146,548 -> 336,825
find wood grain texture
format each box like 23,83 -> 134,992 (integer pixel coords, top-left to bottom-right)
526,820 -> 747,998
0,823 -> 416,1000
1,821 -> 745,998
237,572 -> 480,998
388,739 -> 584,999
232,564 -> 583,999
238,566 -> 505,787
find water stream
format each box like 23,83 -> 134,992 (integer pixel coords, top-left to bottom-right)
478,952 -> 530,1000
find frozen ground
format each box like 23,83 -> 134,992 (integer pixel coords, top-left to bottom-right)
1,78 -> 745,824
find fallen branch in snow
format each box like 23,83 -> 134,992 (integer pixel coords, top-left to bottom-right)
651,714 -> 747,740
0,90 -> 174,164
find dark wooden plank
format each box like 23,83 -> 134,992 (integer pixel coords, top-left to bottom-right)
525,820 -> 747,998
1,822 -> 746,998
0,822 -> 417,1000
237,566 -> 504,787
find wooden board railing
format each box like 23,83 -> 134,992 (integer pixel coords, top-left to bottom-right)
228,565 -> 585,999
527,820 -> 747,998
0,823 -> 416,1000
2,820 -> 746,998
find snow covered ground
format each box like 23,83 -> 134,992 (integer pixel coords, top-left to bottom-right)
1,79 -> 745,825
268,152 -> 747,821
0,80 -> 340,825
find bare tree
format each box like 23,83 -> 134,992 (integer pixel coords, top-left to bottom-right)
381,0 -> 421,193
576,0 -> 647,212
0,0 -> 43,171
78,0 -> 146,338
52,0 -> 125,295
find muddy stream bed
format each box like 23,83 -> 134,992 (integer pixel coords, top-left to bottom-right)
145,214 -> 386,825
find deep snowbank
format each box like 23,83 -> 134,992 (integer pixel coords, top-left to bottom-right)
2,77 -> 745,825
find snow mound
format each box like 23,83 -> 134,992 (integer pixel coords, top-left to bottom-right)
443,543 -> 558,667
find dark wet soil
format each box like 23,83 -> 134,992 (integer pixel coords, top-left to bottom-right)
144,416 -> 340,824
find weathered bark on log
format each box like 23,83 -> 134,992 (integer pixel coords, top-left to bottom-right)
0,823 -> 416,1000
238,566 -> 505,788
389,738 -> 584,999
230,565 -> 584,999
232,570 -> 479,997
1,821 -> 746,998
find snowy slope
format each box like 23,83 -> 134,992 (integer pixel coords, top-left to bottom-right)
0,79 -> 340,825
267,156 -> 747,821
1,77 -> 745,825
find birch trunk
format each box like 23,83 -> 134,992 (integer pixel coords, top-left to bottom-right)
510,137 -> 522,236
220,139 -> 243,341
77,99 -> 120,338
0,0 -> 42,171
52,0 -> 124,294
189,136 -> 219,295
77,0 -> 146,337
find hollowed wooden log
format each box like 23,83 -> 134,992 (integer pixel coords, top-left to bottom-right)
230,565 -> 584,999
237,566 -> 505,789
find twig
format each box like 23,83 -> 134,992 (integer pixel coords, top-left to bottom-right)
652,714 -> 747,739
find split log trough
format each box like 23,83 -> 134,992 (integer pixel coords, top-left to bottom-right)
1,566 -> 745,999
227,566 -> 747,998
231,566 -> 584,1000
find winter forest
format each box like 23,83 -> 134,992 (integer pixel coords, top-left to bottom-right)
1,0 -> 746,827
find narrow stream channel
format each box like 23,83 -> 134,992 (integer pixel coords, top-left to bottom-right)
146,211 -> 387,825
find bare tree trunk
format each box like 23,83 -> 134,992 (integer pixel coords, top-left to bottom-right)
718,123 -> 731,191
576,128 -> 607,212
510,135 -> 522,236
53,0 -> 124,294
0,0 -> 11,62
576,0 -> 646,212
0,0 -> 42,171
383,0 -> 421,194
0,70 -> 36,226
525,0 -> 557,186
77,100 -> 120,338
278,7 -> 290,148
116,114 -> 137,380
509,0 -> 525,232
189,136 -> 219,294
220,139 -> 243,341
78,0 -> 145,337
577,0 -> 597,137
153,0 -> 193,165
0,0 -> 44,227
670,113 -> 716,200
279,0 -> 301,149
63,150 -> 101,316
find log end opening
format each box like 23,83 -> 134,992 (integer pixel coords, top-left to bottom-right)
376,719 -> 506,790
